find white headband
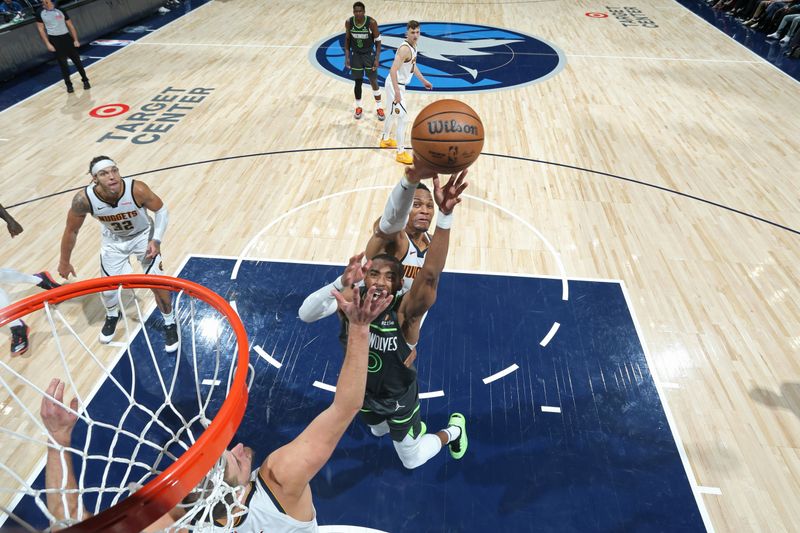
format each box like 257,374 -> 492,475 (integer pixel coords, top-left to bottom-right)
91,159 -> 117,176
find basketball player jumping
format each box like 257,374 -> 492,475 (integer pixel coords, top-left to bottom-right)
41,283 -> 393,532
1,203 -> 61,356
379,20 -> 432,165
299,170 -> 437,367
301,161 -> 469,470
57,157 -> 178,352
344,2 -> 384,121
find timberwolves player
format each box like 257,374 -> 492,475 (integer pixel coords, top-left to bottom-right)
344,2 -> 383,120
57,156 -> 178,352
301,163 -> 469,470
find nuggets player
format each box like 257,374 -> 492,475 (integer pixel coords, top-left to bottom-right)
379,20 -> 432,165
58,157 -> 178,352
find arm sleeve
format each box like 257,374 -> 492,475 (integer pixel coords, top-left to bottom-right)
152,207 -> 168,242
378,176 -> 418,234
298,276 -> 344,323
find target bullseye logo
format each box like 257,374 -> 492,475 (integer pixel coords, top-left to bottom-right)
585,12 -> 609,18
89,103 -> 130,118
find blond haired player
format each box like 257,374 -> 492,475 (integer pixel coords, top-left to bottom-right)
58,156 -> 178,352
379,20 -> 432,165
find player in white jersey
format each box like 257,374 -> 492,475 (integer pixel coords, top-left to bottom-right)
379,20 -> 432,165
40,281 -> 393,532
0,202 -> 61,356
57,156 -> 178,352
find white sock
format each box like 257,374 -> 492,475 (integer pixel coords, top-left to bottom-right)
0,268 -> 40,285
355,99 -> 362,107
106,305 -> 120,318
373,91 -> 382,109
444,425 -> 461,444
162,310 -> 175,326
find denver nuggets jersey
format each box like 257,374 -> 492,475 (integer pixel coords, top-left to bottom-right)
396,41 -> 417,85
221,470 -> 318,533
339,292 -> 416,415
86,177 -> 151,239
400,232 -> 429,292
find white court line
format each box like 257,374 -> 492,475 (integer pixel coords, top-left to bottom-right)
676,0 -> 800,87
482,364 -> 519,384
313,381 -> 336,392
697,486 -> 723,496
0,0 -> 214,116
231,188 -> 568,302
229,300 -> 238,315
620,281 -> 716,532
568,53 -> 762,64
201,379 -> 221,386
253,345 -> 281,369
419,390 -> 445,399
539,322 -> 560,347
0,138 -> 8,142
541,405 -> 561,413
107,341 -> 127,347
136,41 -> 311,49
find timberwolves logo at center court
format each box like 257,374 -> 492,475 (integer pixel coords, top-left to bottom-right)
309,22 -> 565,93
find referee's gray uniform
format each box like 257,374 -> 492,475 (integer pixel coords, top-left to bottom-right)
35,6 -> 89,91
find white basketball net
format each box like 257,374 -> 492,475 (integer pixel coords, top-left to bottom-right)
0,284 -> 252,532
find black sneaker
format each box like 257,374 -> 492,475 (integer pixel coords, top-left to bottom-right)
98,315 -> 119,344
10,322 -> 29,356
164,323 -> 179,353
34,271 -> 61,290
66,85 -> 74,93
83,80 -> 91,90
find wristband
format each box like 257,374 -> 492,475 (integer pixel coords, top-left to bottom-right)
436,211 -> 454,229
332,276 -> 345,291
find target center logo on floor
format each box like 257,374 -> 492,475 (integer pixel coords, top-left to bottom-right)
310,22 -> 566,93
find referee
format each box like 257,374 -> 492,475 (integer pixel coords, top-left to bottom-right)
35,0 -> 90,93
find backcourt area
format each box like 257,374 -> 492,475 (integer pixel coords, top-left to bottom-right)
1,0 -> 798,531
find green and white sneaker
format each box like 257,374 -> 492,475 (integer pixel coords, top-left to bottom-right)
447,413 -> 467,459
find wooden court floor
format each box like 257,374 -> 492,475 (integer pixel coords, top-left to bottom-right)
0,1 -> 798,531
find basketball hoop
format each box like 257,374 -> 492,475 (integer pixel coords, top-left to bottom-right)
0,275 -> 250,533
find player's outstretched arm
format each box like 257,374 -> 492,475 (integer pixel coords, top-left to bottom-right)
263,286 -> 392,503
58,193 -> 90,279
41,378 -> 84,528
401,170 -> 468,329
298,253 -> 370,322
365,162 -> 438,258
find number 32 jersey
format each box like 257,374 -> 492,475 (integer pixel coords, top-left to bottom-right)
86,177 -> 152,239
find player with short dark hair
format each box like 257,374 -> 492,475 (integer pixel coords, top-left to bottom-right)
344,1 -> 384,120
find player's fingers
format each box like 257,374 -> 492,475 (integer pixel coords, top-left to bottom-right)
70,397 -> 78,412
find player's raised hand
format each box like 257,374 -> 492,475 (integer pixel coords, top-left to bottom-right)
334,285 -> 392,326
40,378 -> 78,447
433,169 -> 469,215
341,252 -> 371,288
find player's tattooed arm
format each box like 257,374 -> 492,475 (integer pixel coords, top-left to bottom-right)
70,192 -> 92,216
59,193 -> 90,279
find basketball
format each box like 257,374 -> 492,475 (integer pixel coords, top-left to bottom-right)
411,99 -> 484,173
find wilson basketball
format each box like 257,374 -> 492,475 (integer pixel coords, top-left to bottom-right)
411,99 -> 484,173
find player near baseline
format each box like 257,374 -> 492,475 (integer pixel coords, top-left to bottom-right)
40,283 -> 393,531
344,1 -> 384,121
301,162 -> 469,470
379,20 -> 432,165
57,156 -> 178,352
1,202 -> 61,356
